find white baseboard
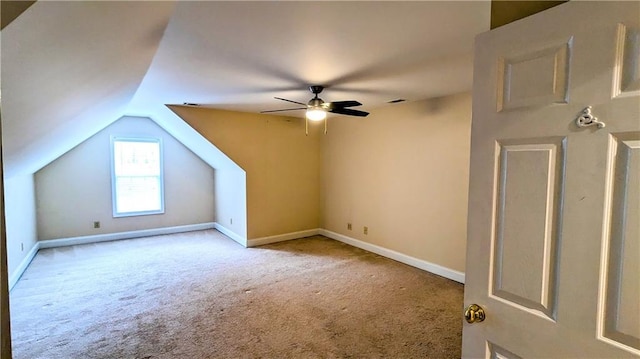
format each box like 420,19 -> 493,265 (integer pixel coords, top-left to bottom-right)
319,229 -> 465,284
9,241 -> 40,291
213,223 -> 247,247
247,228 -> 321,247
10,224 -> 464,293
38,222 -> 217,249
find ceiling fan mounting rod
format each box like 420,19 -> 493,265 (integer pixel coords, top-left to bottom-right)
308,85 -> 325,107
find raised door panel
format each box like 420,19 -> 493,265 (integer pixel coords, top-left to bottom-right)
614,25 -> 640,97
497,39 -> 571,111
491,137 -> 565,320
599,132 -> 640,354
487,342 -> 523,359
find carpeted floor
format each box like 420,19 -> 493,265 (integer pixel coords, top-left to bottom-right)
10,230 -> 464,358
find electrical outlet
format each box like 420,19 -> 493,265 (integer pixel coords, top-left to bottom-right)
93,221 -> 101,229
347,223 -> 352,230
364,226 -> 368,235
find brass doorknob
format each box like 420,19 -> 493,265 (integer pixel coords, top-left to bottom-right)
464,304 -> 486,323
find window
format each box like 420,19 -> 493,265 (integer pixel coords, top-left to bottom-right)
111,137 -> 164,217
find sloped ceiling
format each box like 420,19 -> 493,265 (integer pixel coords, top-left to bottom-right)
1,1 -> 176,178
1,1 -> 490,179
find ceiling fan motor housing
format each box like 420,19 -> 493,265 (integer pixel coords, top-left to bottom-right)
308,97 -> 324,108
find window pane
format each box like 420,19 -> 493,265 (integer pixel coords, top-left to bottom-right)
114,141 -> 160,176
115,176 -> 162,213
112,138 -> 163,216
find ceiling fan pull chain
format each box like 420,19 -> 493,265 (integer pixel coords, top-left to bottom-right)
324,117 -> 328,134
305,117 -> 309,136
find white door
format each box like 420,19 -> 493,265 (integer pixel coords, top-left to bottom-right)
0,107 -> 12,358
463,2 -> 640,358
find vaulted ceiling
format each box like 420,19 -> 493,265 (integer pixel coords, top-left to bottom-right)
0,1 -> 490,179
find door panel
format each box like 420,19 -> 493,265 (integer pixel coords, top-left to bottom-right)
491,138 -> 564,320
614,25 -> 640,96
600,132 -> 640,351
497,39 -> 571,111
463,2 -> 640,358
487,342 -> 522,359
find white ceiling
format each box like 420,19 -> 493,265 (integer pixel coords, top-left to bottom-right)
129,1 -> 490,113
1,1 -> 490,178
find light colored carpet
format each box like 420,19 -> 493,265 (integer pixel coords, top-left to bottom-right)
10,230 -> 463,358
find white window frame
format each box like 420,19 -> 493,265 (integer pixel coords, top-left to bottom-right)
110,136 -> 165,217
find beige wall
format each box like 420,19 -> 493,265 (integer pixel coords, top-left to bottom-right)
321,93 -> 472,272
4,174 -> 38,277
214,168 -> 247,239
170,107 -> 321,239
35,116 -> 215,240
172,94 -> 470,272
142,105 -> 248,242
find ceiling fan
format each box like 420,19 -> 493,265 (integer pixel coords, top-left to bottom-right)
260,85 -> 369,135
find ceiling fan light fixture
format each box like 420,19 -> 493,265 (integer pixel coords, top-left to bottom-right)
263,85 -> 368,135
306,108 -> 327,121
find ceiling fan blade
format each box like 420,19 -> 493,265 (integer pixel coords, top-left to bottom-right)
326,100 -> 362,109
275,97 -> 307,106
329,108 -> 369,117
260,107 -> 307,113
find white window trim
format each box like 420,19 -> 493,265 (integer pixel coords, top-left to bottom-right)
110,136 -> 165,218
